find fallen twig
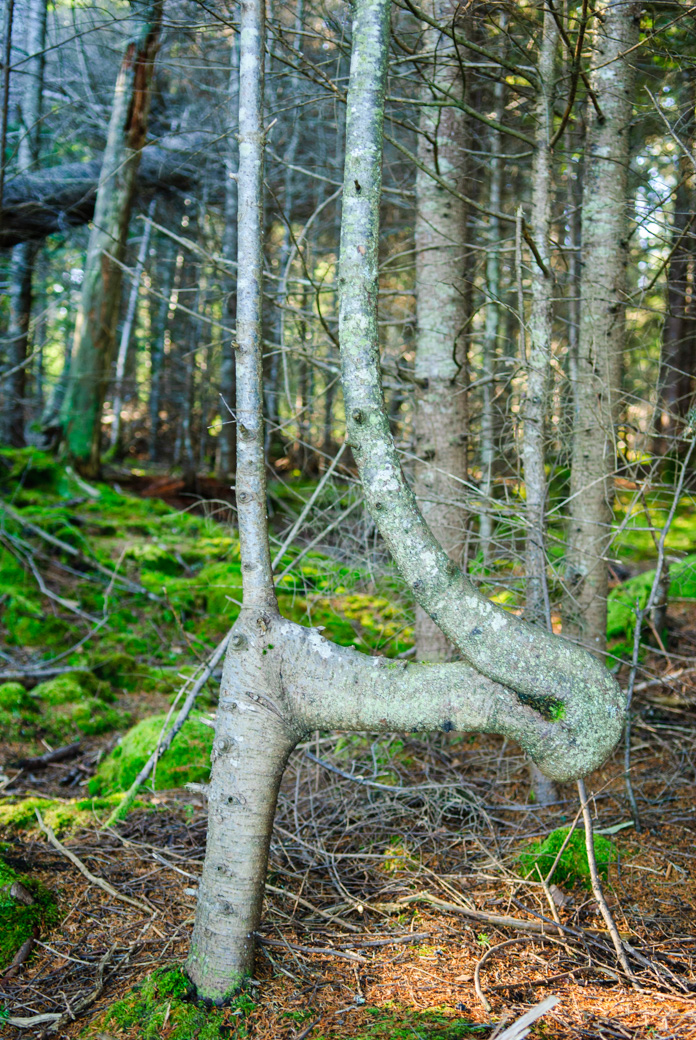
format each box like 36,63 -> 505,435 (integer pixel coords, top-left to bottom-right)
257,936 -> 367,964
35,809 -> 152,914
10,741 -> 81,768
494,996 -> 560,1040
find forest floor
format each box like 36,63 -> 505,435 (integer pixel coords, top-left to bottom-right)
0,449 -> 695,1039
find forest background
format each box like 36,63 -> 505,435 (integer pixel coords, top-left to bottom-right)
0,0 -> 696,1037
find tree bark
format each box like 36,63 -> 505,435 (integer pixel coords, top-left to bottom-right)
148,232 -> 176,461
58,1 -> 163,477
413,0 -> 470,661
187,0 -> 625,1003
522,4 -> 557,629
0,0 -> 48,446
655,151 -> 696,458
216,31 -> 239,480
564,0 -> 640,656
109,198 -> 156,454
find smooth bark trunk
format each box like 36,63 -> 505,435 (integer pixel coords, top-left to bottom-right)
564,0 -> 640,656
413,0 -> 470,661
1,0 -> 48,446
109,198 -> 155,453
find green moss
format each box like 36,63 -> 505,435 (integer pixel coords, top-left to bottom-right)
0,855 -> 61,969
89,713 -> 214,795
0,672 -> 130,744
86,966 -> 248,1039
0,795 -> 134,833
517,826 -> 617,890
515,691 -> 566,723
607,554 -> 696,642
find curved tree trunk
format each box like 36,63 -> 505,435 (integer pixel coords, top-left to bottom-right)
187,0 -> 625,1003
564,0 -> 641,656
58,1 -> 162,477
413,0 -> 470,662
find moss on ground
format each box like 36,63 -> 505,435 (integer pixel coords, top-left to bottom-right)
84,966 -> 251,1039
517,826 -> 617,890
607,553 -> 696,641
0,673 -> 129,744
0,794 -> 139,833
0,854 -> 60,969
89,713 -> 214,795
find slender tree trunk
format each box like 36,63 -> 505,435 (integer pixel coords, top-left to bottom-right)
217,31 -> 239,480
0,0 -> 48,446
522,6 -> 557,627
656,155 -> 696,458
148,233 -> 176,461
564,0 -> 640,656
109,198 -> 155,454
479,49 -> 505,566
58,1 -> 162,477
413,0 -> 470,662
186,0 -> 626,1003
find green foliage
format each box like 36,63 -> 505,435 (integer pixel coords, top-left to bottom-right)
517,826 -> 617,890
89,713 -> 215,795
0,855 -> 61,969
607,554 -> 696,641
87,966 -> 251,1039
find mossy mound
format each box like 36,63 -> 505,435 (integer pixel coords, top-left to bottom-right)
0,682 -> 39,740
517,826 -> 617,890
0,795 -> 135,834
0,854 -> 61,969
89,714 -> 214,795
0,673 -> 129,744
85,966 -> 249,1039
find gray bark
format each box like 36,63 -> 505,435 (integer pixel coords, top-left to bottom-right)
217,32 -> 240,480
148,232 -> 176,461
109,198 -> 156,452
413,0 -> 470,661
479,76 -> 504,567
564,0 -> 640,656
187,0 -> 625,1003
0,0 -> 48,446
521,5 -> 557,629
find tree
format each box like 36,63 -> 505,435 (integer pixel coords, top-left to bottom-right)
186,0 -> 624,1002
58,0 -> 163,477
0,0 -> 48,446
564,0 -> 641,656
412,0 -> 470,662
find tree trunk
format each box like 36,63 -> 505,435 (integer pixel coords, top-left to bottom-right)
655,154 -> 696,458
186,0 -> 626,1003
148,232 -> 176,461
0,0 -> 48,447
413,0 -> 470,662
479,69 -> 504,567
217,31 -> 239,480
109,198 -> 155,454
564,0 -> 640,656
522,5 -> 557,629
58,1 -> 162,477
